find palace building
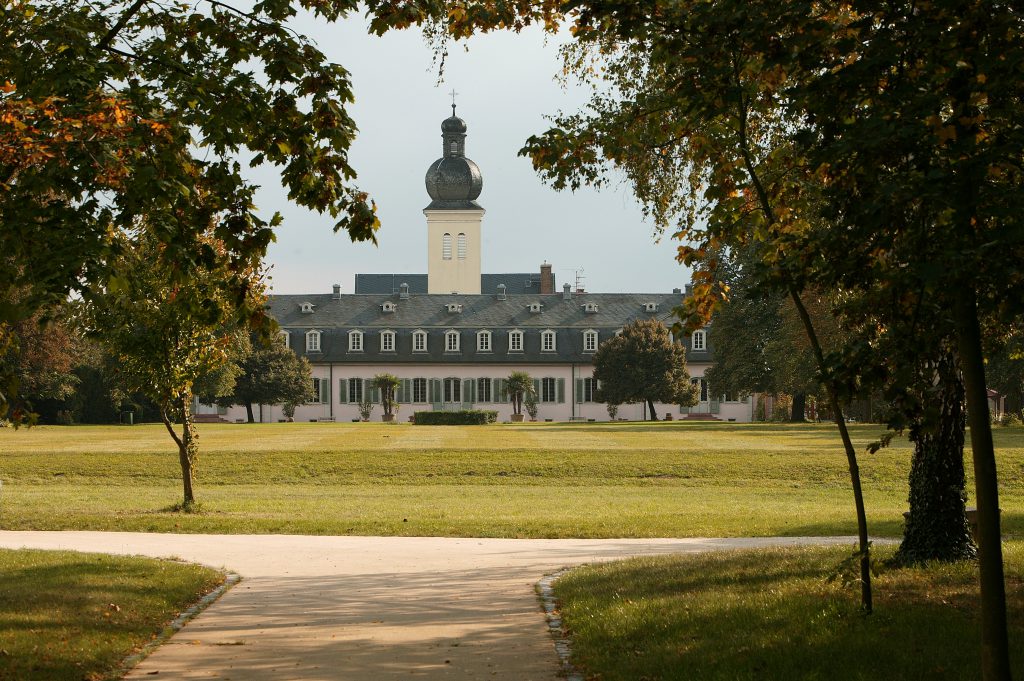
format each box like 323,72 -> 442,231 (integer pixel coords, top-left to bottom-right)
218,108 -> 754,423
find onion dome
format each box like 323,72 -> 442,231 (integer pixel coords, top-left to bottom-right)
425,105 -> 483,210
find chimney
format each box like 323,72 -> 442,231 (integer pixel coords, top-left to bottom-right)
399,282 -> 410,300
673,287 -> 682,294
562,283 -> 572,301
497,284 -> 507,301
332,284 -> 341,299
540,262 -> 553,294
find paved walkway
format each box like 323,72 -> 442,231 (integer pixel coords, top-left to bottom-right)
0,532 -> 859,680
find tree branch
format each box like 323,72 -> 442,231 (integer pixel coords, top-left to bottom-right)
96,0 -> 149,52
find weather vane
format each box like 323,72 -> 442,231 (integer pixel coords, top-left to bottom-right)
449,88 -> 458,116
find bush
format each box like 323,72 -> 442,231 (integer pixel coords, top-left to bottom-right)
999,413 -> 1022,427
412,410 -> 498,425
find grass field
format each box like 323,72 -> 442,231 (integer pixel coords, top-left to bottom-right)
1,421 -> 1022,538
554,542 -> 1024,680
0,548 -> 224,681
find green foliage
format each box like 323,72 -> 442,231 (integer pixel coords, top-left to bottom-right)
592,320 -> 698,415
212,337 -> 313,422
412,410 -> 498,425
523,390 -> 538,420
503,371 -> 534,416
1,0 -> 378,419
357,398 -> 375,421
371,373 -> 401,418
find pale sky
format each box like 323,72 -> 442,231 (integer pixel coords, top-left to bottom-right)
251,12 -> 692,295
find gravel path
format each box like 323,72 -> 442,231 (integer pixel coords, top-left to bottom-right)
0,531 -> 859,680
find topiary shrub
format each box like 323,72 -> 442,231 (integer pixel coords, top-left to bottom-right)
412,410 -> 498,425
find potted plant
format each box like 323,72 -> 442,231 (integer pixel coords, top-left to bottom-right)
357,397 -> 374,422
504,371 -> 534,423
371,373 -> 401,422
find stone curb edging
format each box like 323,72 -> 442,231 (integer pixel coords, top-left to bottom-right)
118,571 -> 242,675
537,567 -> 585,681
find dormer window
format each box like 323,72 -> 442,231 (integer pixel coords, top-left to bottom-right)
541,329 -> 556,352
643,302 -> 658,313
583,329 -> 598,353
279,330 -> 290,348
477,330 -> 492,352
300,302 -> 315,314
348,329 -> 363,352
412,329 -> 427,352
508,329 -> 524,352
382,301 -> 397,313
380,330 -> 396,352
691,329 -> 707,352
583,302 -> 599,313
445,329 -> 461,352
446,303 -> 463,314
529,302 -> 543,314
305,330 -> 321,352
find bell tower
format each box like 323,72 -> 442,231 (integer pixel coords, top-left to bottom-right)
423,101 -> 484,294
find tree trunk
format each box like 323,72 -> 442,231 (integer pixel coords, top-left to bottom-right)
647,398 -> 659,421
245,401 -> 254,423
894,351 -> 975,565
790,393 -> 806,422
953,291 -> 1010,680
177,393 -> 197,508
789,290 -> 872,613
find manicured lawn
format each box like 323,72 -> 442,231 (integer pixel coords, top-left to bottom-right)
0,549 -> 225,681
1,422 -> 1022,538
554,542 -> 1024,680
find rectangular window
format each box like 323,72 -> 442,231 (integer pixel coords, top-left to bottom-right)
477,378 -> 492,403
509,331 -> 523,352
413,378 -> 427,403
446,331 -> 460,352
542,332 -> 555,352
312,377 -> 324,403
413,332 -> 426,352
583,331 -> 597,353
541,377 -> 557,403
306,332 -> 320,352
443,377 -> 461,402
348,377 -> 363,403
583,377 -> 597,402
349,332 -> 363,352
477,332 -> 491,352
691,330 -> 706,352
381,332 -> 394,352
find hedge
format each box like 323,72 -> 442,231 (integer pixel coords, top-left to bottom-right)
412,410 -> 498,425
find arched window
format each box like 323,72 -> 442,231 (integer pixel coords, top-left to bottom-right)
412,330 -> 427,352
691,329 -> 707,351
305,330 -> 321,352
445,329 -> 460,352
457,233 -> 467,260
508,329 -> 524,352
583,329 -> 598,353
541,329 -> 556,352
380,330 -> 396,352
348,329 -> 363,352
442,233 -> 452,260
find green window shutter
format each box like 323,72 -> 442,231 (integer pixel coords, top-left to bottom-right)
370,385 -> 381,404
400,379 -> 411,403
338,378 -> 347,403
464,379 -> 475,404
575,379 -> 583,403
533,379 -> 541,397
557,378 -> 565,404
429,379 -> 441,404
493,378 -> 504,403
320,378 -> 330,404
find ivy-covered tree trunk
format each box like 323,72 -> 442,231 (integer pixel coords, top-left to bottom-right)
894,352 -> 975,565
790,393 -> 806,422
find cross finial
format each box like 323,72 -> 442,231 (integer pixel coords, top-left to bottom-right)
449,88 -> 458,116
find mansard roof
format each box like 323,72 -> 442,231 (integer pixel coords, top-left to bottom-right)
353,272 -> 556,295
275,291 -> 711,365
